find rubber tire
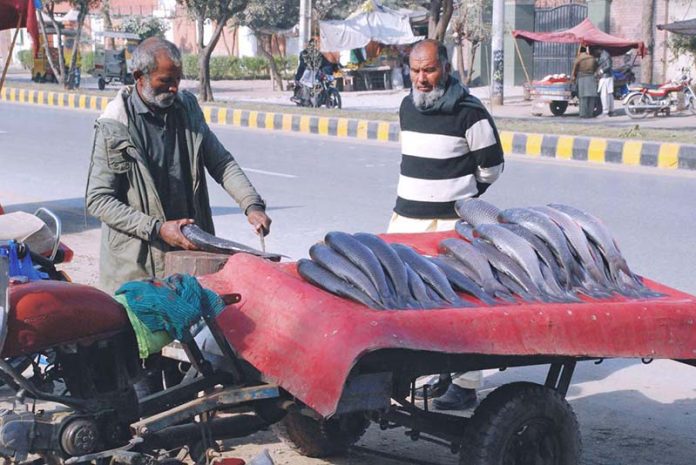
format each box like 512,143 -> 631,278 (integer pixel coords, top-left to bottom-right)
460,382 -> 581,465
98,77 -> 106,91
549,101 -> 567,116
272,408 -> 369,458
688,94 -> 696,115
625,93 -> 650,119
325,88 -> 342,109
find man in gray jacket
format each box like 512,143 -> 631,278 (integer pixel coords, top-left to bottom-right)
87,37 -> 271,293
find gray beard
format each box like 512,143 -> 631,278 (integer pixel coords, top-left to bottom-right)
412,84 -> 446,110
140,80 -> 177,109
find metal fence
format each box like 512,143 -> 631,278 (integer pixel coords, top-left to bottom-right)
533,3 -> 588,80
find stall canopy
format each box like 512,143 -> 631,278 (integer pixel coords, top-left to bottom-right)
319,0 -> 421,52
512,18 -> 646,57
657,18 -> 696,36
0,0 -> 39,53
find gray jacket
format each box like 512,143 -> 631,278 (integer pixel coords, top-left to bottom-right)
86,86 -> 265,293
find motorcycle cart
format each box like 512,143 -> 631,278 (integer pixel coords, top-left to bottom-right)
513,19 -> 646,118
193,230 -> 696,464
91,31 -> 140,90
3,219 -> 696,465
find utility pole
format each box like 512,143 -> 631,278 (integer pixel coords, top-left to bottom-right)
641,0 -> 655,84
490,0 -> 504,106
299,0 -> 312,50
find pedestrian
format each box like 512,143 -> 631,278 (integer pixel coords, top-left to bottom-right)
388,39 -> 505,410
597,47 -> 614,116
571,46 -> 599,118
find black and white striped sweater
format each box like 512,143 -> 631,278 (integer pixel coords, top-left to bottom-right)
394,81 -> 505,219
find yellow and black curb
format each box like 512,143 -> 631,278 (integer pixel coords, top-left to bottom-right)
2,86 -> 694,170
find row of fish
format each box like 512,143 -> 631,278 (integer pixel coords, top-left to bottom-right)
297,232 -> 486,309
296,201 -> 660,309
452,199 -> 660,302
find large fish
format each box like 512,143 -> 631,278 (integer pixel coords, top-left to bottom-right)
405,265 -> 437,308
499,223 -> 565,288
391,243 -> 461,305
454,198 -> 501,227
353,233 -> 414,307
497,208 -> 577,288
474,224 -> 573,302
297,259 -> 384,309
325,232 -> 395,305
309,243 -> 383,305
439,238 -> 514,301
455,220 -> 476,242
530,206 -> 614,297
548,204 -> 659,297
472,238 -> 543,301
181,224 -> 284,261
429,257 -> 495,305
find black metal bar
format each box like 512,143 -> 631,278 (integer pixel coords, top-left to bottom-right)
138,371 -> 230,418
200,304 -> 245,382
557,360 -> 576,396
545,363 -> 562,389
180,338 -> 214,377
381,406 -> 468,444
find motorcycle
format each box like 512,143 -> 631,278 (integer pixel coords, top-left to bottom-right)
0,208 -> 284,465
612,64 -> 636,100
291,71 -> 342,109
623,69 -> 696,119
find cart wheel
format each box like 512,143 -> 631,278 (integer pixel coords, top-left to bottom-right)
460,382 -> 581,465
272,407 -> 369,458
549,101 -> 568,116
98,77 -> 106,91
325,88 -> 342,109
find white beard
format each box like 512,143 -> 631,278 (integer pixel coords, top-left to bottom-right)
412,84 -> 446,110
141,79 -> 177,109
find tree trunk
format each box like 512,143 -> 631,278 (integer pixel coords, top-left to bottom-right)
37,8 -> 64,84
433,0 -> 453,42
197,14 -> 228,102
255,32 -> 283,91
65,7 -> 87,89
641,0 -> 655,84
456,40 -> 465,83
466,43 -> 479,86
102,0 -> 115,49
428,0 -> 442,40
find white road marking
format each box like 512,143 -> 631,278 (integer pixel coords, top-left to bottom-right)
242,167 -> 297,178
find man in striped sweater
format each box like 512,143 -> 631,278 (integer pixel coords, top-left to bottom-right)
388,39 -> 504,410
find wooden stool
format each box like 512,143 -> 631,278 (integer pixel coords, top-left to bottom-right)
164,250 -> 231,277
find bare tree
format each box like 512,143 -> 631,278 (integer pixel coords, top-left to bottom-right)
37,0 -> 95,89
451,0 -> 490,85
178,0 -> 249,101
428,0 -> 454,41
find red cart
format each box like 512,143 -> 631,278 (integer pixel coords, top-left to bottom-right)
198,230 -> 696,465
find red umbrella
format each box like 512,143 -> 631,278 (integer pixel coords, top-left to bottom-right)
0,0 -> 40,92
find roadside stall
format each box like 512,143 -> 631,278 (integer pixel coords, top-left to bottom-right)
319,0 -> 422,91
512,19 -> 646,116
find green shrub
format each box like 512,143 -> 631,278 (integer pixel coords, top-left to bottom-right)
80,51 -> 94,74
181,54 -> 299,80
17,49 -> 33,70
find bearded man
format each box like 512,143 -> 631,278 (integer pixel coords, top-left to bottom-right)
388,39 -> 505,410
87,37 -> 271,294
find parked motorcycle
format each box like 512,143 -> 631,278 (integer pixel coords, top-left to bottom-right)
623,69 -> 696,119
0,208 -> 283,465
291,71 -> 342,109
612,64 -> 636,100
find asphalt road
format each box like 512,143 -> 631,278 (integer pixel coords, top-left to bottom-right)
1,102 -> 696,465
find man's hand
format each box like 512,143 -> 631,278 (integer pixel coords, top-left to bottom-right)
159,219 -> 199,250
247,210 -> 272,237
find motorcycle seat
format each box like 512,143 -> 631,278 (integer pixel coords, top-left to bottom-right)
3,281 -> 130,358
0,212 -> 55,256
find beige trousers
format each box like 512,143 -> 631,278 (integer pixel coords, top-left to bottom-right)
387,213 -> 483,390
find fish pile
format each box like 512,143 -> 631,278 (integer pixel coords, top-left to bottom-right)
452,198 -> 661,302
297,201 -> 660,310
